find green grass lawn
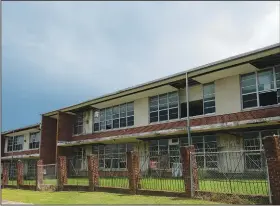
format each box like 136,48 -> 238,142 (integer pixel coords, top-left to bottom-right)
2,189 -> 220,204
8,177 -> 269,196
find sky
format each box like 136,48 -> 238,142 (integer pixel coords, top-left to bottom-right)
2,1 -> 280,131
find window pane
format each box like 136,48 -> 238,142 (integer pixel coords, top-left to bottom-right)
113,119 -> 119,128
204,101 -> 215,108
241,73 -> 256,84
204,107 -> 215,114
203,83 -> 215,95
169,108 -> 178,120
258,69 -> 274,91
94,111 -> 100,123
159,94 -> 168,104
276,65 -> 280,88
159,110 -> 168,121
120,118 -> 126,127
242,93 -> 257,109
150,112 -> 158,123
94,123 -> 100,131
100,110 -> 105,121
127,103 -> 134,116
243,132 -> 260,151
112,106 -> 120,119
127,116 -> 134,126
242,85 -> 257,94
168,92 -> 178,103
120,104 -> 126,118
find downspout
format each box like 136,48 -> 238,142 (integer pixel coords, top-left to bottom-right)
186,72 -> 191,145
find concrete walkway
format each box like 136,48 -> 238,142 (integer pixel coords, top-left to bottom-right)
2,200 -> 32,205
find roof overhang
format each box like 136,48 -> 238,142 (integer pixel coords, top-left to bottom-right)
2,123 -> 41,136
42,43 -> 280,117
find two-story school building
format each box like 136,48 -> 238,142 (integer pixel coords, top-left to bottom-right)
2,43 -> 280,176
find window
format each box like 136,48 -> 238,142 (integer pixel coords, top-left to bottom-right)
180,83 -> 215,118
149,139 -> 180,169
7,135 -> 24,152
93,102 -> 134,132
92,144 -> 133,169
9,162 -> 16,178
203,83 -> 216,114
72,147 -> 87,170
29,132 -> 40,149
185,135 -> 218,169
243,129 -> 280,170
27,160 -> 36,177
73,113 -> 84,135
241,65 -> 280,109
149,92 -> 179,123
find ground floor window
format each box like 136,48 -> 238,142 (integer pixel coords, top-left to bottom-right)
92,144 -> 133,170
27,160 -> 36,177
243,129 -> 280,170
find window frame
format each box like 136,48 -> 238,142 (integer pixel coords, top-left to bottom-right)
203,82 -> 216,115
240,65 -> 280,110
73,112 -> 84,135
93,102 -> 134,132
29,132 -> 40,149
149,91 -> 179,123
6,135 -> 24,152
92,144 -> 132,170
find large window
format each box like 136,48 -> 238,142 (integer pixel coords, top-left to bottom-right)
92,144 -> 133,169
73,112 -> 84,135
27,160 -> 36,177
7,135 -> 24,152
29,132 -> 40,149
188,135 -> 218,169
241,65 -> 280,109
149,139 -> 180,169
149,92 -> 179,123
203,83 -> 216,114
93,102 -> 134,132
243,129 -> 280,170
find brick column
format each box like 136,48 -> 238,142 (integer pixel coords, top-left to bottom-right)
88,155 -> 99,191
262,135 -> 280,205
2,165 -> 8,186
36,160 -> 43,190
57,156 -> 67,190
180,145 -> 199,198
127,151 -> 140,194
16,160 -> 24,188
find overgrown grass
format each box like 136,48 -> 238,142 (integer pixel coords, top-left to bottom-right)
2,189 -> 220,204
8,177 -> 268,195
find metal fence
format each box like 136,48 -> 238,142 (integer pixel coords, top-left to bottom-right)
23,160 -> 37,185
66,157 -> 88,186
98,153 -> 129,188
138,151 -> 184,192
42,164 -> 57,185
191,150 -> 270,204
4,161 -> 17,186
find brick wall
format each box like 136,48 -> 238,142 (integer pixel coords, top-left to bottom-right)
262,135 -> 280,205
16,160 -> 24,187
1,135 -> 5,157
57,112 -> 75,142
40,116 -> 57,164
4,149 -> 39,157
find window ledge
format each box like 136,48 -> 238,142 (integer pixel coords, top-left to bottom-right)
180,113 -> 217,121
149,118 -> 182,126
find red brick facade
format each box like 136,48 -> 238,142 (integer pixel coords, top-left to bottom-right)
36,160 -> 43,190
180,146 -> 199,198
127,151 -> 140,194
40,116 -> 57,164
4,149 -> 39,157
57,112 -> 75,142
57,156 -> 67,190
70,106 -> 280,142
2,165 -> 8,186
88,155 -> 99,191
262,135 -> 280,205
16,160 -> 24,187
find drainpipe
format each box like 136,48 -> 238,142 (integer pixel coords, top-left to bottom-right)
186,72 -> 191,145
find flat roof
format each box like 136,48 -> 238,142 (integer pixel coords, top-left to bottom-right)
43,43 -> 280,116
1,123 -> 41,136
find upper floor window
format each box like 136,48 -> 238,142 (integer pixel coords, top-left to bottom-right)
73,112 -> 84,135
92,144 -> 133,169
241,65 -> 280,109
203,83 -> 216,114
93,102 -> 134,132
7,135 -> 24,152
29,132 -> 40,149
149,92 -> 179,123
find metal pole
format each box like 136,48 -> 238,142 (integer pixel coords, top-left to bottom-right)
186,73 -> 191,145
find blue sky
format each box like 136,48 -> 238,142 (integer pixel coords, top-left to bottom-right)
2,1 -> 279,131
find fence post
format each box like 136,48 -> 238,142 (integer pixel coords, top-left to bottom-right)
127,151 -> 140,195
2,165 -> 8,186
16,160 -> 24,188
262,135 -> 280,205
180,146 -> 199,198
36,160 -> 43,191
57,156 -> 67,191
87,155 -> 99,191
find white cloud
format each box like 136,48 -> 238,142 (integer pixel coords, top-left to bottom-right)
3,1 -> 280,103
